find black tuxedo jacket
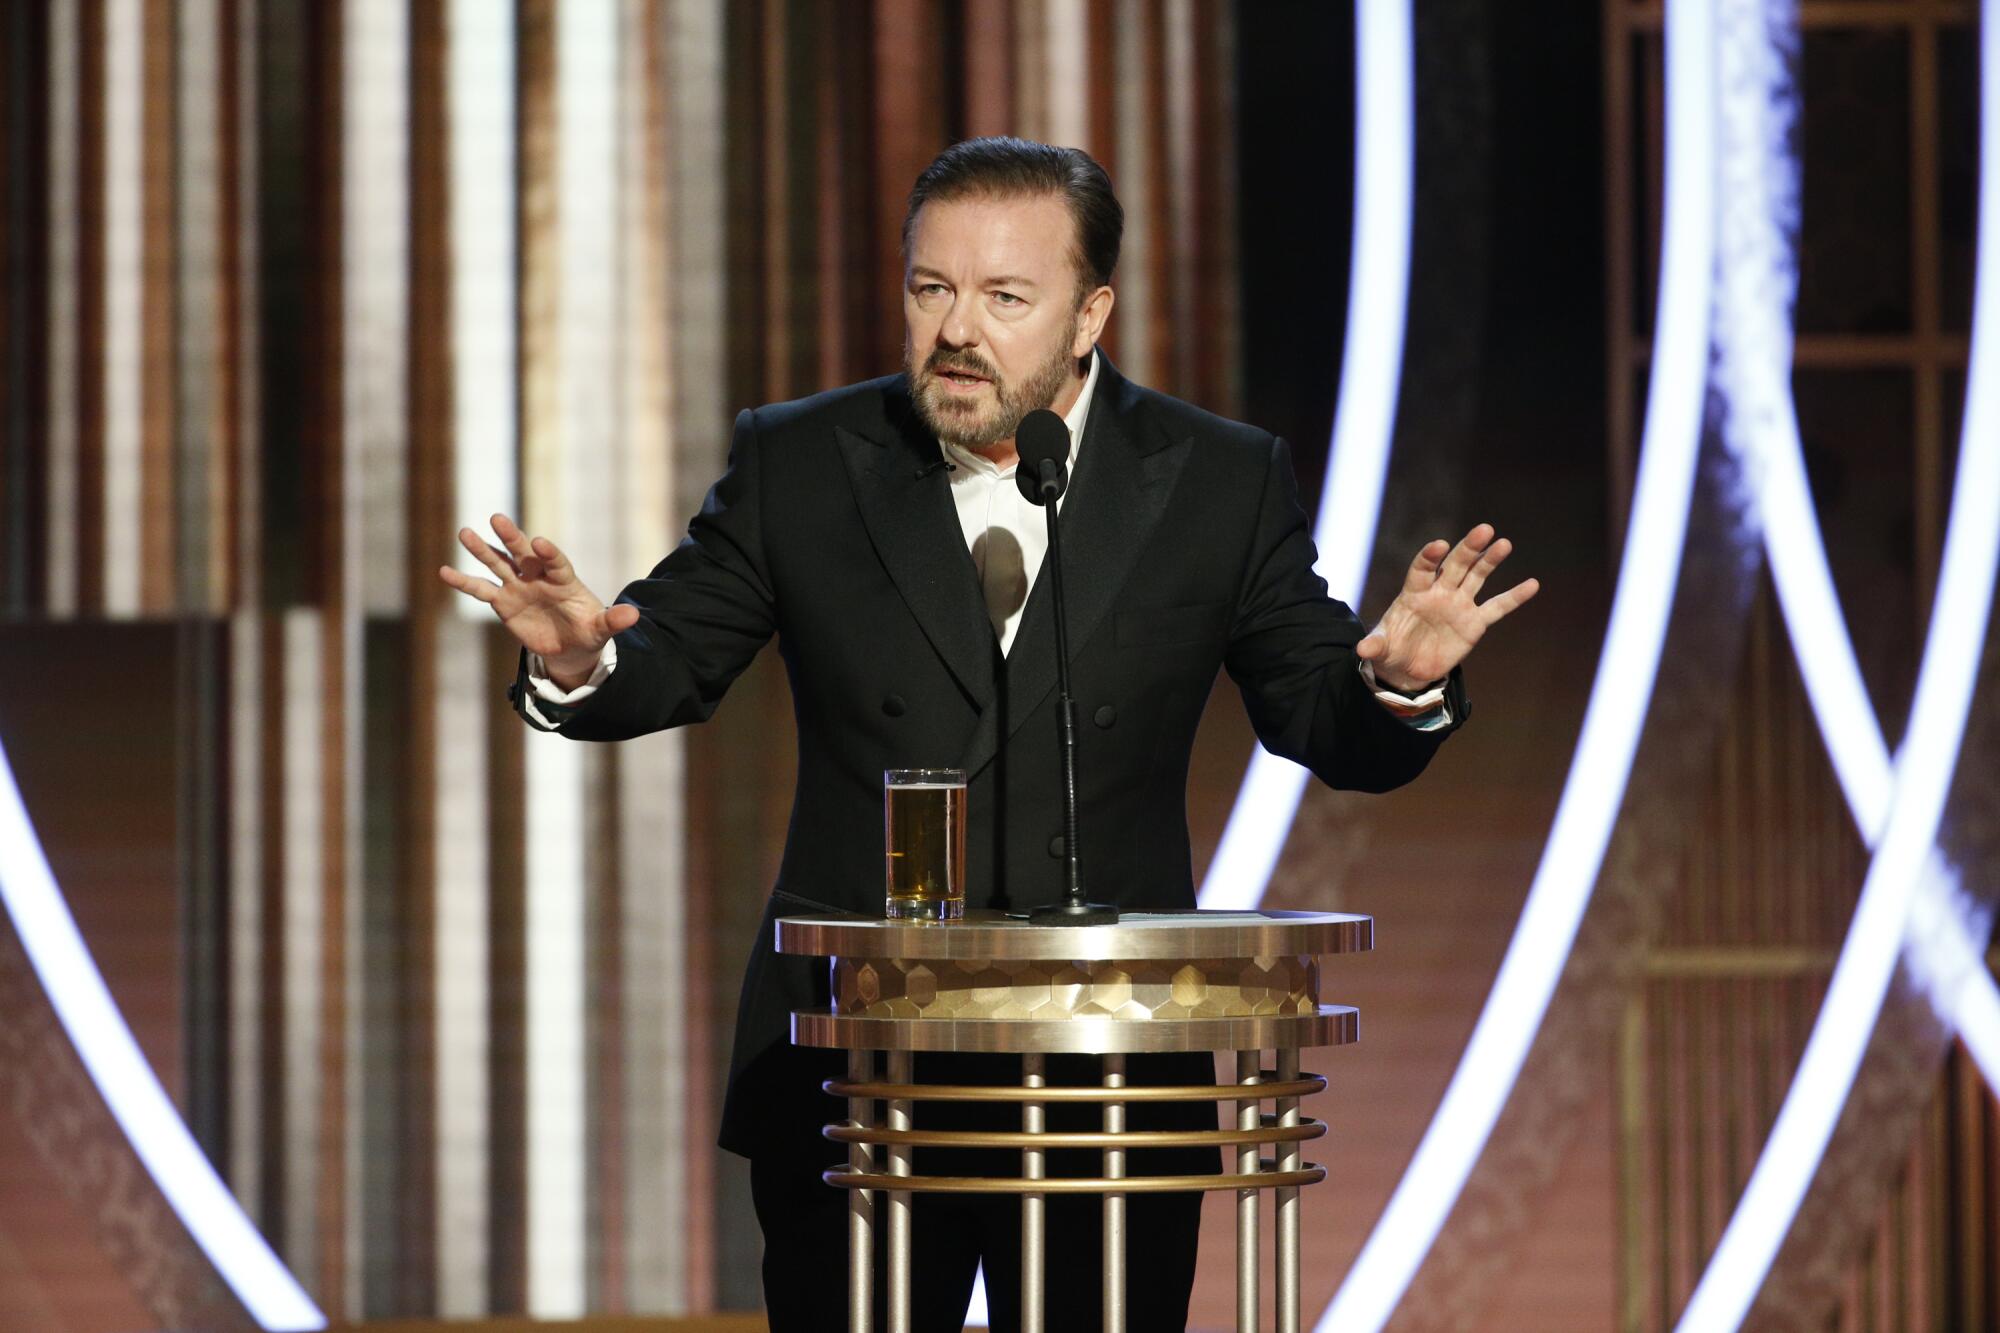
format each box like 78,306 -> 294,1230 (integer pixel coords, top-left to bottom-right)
516,354 -> 1467,1156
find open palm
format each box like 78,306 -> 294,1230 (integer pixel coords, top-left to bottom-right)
437,513 -> 639,685
1357,524 -> 1539,691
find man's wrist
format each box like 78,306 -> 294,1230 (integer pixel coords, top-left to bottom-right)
1367,663 -> 1444,697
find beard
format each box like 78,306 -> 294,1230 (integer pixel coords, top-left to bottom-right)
907,313 -> 1081,452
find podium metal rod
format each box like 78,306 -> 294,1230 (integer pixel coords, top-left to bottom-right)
886,1050 -> 913,1333
1022,1053 -> 1046,1333
1236,1049 -> 1261,1333
1103,1053 -> 1127,1332
849,1048 -> 875,1333
1276,1047 -> 1301,1333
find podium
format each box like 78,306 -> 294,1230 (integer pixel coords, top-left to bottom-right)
776,909 -> 1371,1333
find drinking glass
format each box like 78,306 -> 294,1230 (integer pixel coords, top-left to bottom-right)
883,768 -> 966,921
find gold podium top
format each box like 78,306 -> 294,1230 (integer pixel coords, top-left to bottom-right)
774,908 -> 1372,962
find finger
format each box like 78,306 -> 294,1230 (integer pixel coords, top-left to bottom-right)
1401,539 -> 1452,594
458,527 -> 520,583
603,603 -> 640,634
437,564 -> 500,605
531,534 -> 578,587
490,513 -> 536,564
1355,629 -> 1385,660
1440,523 -> 1495,587
1478,576 -> 1541,624
1460,536 -> 1513,598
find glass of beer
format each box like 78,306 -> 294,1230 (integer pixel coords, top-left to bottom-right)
884,768 -> 966,921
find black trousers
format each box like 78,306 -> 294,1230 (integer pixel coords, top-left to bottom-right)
747,1049 -> 1215,1332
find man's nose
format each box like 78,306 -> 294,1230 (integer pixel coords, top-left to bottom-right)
939,294 -> 980,349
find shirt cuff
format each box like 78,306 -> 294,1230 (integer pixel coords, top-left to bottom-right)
1357,658 -> 1453,731
522,639 -> 618,728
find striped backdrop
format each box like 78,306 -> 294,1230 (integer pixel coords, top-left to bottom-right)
0,1 -> 1244,1321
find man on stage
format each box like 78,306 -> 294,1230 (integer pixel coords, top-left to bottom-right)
440,137 -> 1536,1330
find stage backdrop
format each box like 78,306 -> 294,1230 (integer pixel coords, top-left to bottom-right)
2,2 -> 1999,1332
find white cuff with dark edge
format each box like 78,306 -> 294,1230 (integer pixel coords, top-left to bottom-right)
521,639 -> 619,729
1356,658 -> 1452,728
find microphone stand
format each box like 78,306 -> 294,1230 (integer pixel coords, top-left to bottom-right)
1028,460 -> 1117,927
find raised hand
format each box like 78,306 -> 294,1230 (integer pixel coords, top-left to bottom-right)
437,513 -> 640,689
1355,524 -> 1539,692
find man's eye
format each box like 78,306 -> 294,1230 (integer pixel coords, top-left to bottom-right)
993,291 -> 1023,306
918,283 -> 947,297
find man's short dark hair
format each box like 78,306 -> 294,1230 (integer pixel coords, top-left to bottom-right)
902,136 -> 1123,301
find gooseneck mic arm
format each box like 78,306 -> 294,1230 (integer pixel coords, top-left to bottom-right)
1015,409 -> 1117,927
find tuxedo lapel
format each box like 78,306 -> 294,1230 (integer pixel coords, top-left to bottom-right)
836,392 -> 998,707
958,359 -> 1193,778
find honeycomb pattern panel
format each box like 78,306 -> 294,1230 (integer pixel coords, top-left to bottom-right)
832,955 -> 1317,1021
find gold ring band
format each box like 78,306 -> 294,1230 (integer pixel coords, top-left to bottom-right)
820,1075 -> 1326,1103
822,1121 -> 1326,1150
821,1165 -> 1327,1195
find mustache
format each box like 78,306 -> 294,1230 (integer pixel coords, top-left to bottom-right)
924,349 -> 999,381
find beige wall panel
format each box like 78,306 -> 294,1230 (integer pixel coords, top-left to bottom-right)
434,614 -> 493,1317
345,0 -> 411,617
101,0 -> 143,617
45,0 -> 81,616
282,607 -> 326,1283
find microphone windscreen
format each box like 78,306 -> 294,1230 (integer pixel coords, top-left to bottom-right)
1014,409 -> 1070,505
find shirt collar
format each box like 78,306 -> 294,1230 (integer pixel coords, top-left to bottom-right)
938,348 -> 1100,478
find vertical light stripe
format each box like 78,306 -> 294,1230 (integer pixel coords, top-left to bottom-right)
347,0 -> 411,616
234,0 -> 263,609
1012,0 -> 1047,142
46,0 -> 81,615
617,736 -> 686,1311
1163,0 -> 1197,393
668,0 -> 728,499
662,4 -> 726,1306
523,727 -> 587,1317
1112,0 -> 1153,387
176,0 -> 225,611
522,9 -> 621,1312
450,0 -> 519,605
138,0 -> 174,612
617,4 -> 684,1305
1043,0 -> 1088,148
102,0 -> 144,616
559,0 -> 622,582
621,0 -> 672,578
434,614 -> 492,1317
1209,5 -> 1241,414
518,0 -> 561,545
282,608 -> 325,1281
227,609 -> 264,1218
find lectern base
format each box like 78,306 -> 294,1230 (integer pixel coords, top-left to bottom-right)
1027,899 -> 1119,925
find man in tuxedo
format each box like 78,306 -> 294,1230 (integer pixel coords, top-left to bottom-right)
440,137 -> 1536,1330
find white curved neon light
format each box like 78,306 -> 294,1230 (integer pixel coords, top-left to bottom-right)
1197,0 -> 1412,910
0,737 -> 325,1330
1675,0 -> 2000,1324
1711,0 -> 2000,1089
1315,0 -> 1717,1325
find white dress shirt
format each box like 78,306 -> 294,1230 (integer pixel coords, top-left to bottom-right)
941,348 -> 1096,656
525,349 -> 1448,729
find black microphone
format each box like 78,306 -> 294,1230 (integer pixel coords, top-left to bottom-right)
1014,408 -> 1116,926
1014,409 -> 1069,505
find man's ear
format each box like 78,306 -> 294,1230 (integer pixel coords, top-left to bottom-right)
1074,284 -> 1115,356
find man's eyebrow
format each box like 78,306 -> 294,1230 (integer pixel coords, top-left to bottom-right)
909,265 -> 1042,289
